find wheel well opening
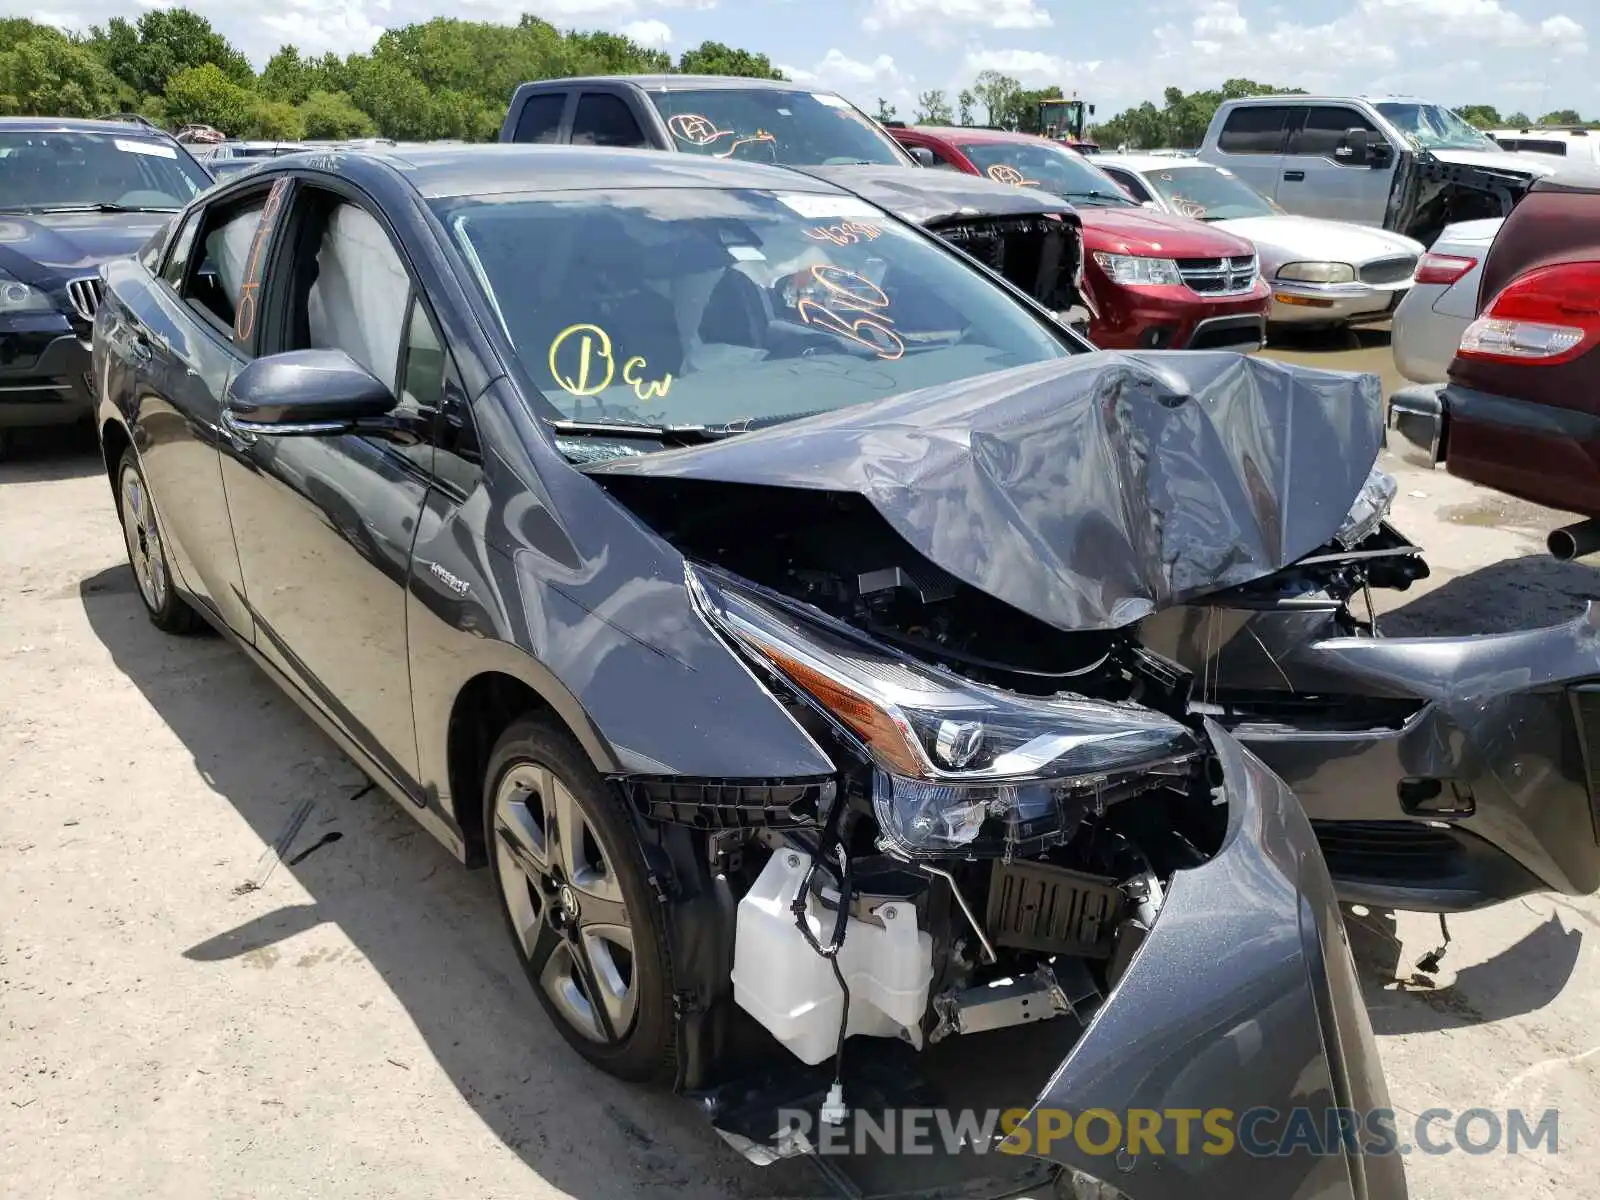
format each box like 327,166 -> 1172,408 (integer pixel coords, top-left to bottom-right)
100,420 -> 131,505
447,673 -> 551,868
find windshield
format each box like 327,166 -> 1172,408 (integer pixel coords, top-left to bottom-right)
1136,165 -> 1276,220
1373,103 -> 1501,153
437,187 -> 1074,431
955,140 -> 1133,206
647,88 -> 908,166
0,132 -> 211,212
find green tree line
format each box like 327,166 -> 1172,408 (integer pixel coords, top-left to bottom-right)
885,74 -> 1598,148
0,9 -> 784,141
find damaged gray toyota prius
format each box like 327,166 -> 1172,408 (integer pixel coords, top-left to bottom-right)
97,144 -> 1597,1200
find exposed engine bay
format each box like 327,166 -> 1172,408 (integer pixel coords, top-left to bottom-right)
597,457 -> 1424,1164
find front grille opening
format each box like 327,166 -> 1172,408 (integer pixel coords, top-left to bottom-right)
1360,256 -> 1418,286
66,277 -> 104,323
1176,254 -> 1258,296
1312,820 -> 1466,882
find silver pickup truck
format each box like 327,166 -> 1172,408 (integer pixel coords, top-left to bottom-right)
1199,94 -> 1555,246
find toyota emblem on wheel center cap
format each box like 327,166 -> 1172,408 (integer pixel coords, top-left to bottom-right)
559,884 -> 578,916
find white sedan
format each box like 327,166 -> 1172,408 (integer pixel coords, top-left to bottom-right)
1095,154 -> 1426,327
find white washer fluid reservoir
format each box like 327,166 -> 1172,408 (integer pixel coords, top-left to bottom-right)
730,848 -> 935,1067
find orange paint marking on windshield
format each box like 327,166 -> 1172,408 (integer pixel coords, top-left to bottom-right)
667,112 -> 777,158
805,220 -> 883,246
795,264 -> 904,360
986,164 -> 1039,187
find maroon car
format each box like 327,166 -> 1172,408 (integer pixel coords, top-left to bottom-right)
1389,165 -> 1600,556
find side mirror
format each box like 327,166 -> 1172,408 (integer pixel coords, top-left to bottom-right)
1336,127 -> 1370,165
1369,140 -> 1394,168
907,145 -> 937,167
225,348 -> 396,437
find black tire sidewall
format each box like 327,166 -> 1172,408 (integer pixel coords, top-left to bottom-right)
483,715 -> 678,1086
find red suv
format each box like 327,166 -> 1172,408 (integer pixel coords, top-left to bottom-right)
891,125 -> 1271,350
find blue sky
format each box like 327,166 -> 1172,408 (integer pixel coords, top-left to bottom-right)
24,0 -> 1595,120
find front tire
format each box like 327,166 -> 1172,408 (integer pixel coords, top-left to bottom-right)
116,449 -> 202,635
484,715 -> 678,1085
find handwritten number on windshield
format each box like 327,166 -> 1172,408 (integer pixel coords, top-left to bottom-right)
796,265 -> 904,361
806,221 -> 883,246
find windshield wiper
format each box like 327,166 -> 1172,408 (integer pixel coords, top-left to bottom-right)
1057,190 -> 1132,205
550,412 -> 834,444
548,418 -> 744,445
29,203 -> 178,214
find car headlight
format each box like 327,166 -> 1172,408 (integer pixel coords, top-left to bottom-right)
1092,252 -> 1183,287
686,563 -> 1200,858
1276,261 -> 1356,284
0,270 -> 54,314
1335,465 -> 1398,548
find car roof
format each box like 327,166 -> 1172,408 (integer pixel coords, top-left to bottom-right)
266,143 -> 850,200
1095,154 -> 1220,173
902,125 -> 1050,146
0,116 -> 176,138
522,74 -> 832,95
1218,94 -> 1419,106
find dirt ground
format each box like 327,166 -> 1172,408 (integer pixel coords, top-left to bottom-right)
4,328 -> 1599,1199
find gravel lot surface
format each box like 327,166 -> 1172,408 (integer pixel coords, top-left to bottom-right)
3,328 -> 1597,1199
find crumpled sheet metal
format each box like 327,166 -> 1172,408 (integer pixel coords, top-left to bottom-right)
588,351 -> 1385,632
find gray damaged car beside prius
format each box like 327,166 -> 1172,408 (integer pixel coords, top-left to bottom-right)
1199,94 -> 1554,247
88,144 -> 1600,1197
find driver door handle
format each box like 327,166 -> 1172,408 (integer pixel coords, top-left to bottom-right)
1283,170 -> 1306,181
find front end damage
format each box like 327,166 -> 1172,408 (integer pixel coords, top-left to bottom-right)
1384,148 -> 1542,247
578,352 -> 1439,1195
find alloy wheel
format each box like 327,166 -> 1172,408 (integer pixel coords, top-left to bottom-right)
492,763 -> 637,1044
120,466 -> 168,613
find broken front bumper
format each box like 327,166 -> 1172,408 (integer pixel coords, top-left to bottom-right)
1015,724 -> 1406,1199
1145,602 -> 1600,911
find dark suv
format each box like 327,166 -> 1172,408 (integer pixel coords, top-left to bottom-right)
499,75 -> 1092,324
0,118 -> 213,456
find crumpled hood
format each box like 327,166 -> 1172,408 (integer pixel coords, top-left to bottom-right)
586,351 -> 1384,631
797,163 -> 1078,227
1428,147 -> 1558,178
0,211 -> 170,288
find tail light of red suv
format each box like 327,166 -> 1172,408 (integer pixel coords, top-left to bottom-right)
1457,260 -> 1600,365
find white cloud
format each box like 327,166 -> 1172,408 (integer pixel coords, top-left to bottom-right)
962,49 -> 1102,80
776,47 -> 912,113
622,17 -> 673,46
863,0 -> 1051,34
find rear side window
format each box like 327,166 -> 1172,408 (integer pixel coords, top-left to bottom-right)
571,93 -> 648,148
1294,107 -> 1378,158
1218,106 -> 1290,154
1500,138 -> 1567,155
513,93 -> 566,144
